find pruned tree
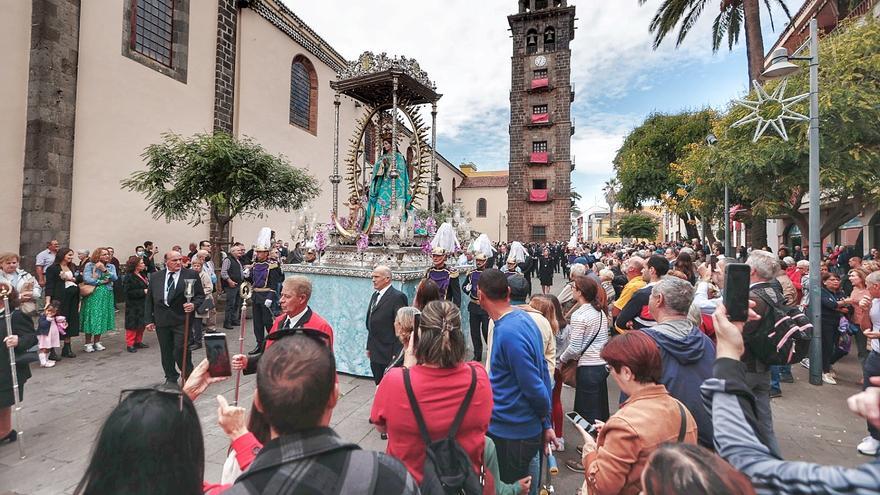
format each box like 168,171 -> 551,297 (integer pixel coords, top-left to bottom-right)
616,212 -> 660,241
122,132 -> 320,253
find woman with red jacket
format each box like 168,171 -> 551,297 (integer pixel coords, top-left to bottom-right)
370,300 -> 496,494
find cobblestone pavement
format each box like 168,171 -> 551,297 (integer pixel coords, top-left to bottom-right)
0,271 -> 872,494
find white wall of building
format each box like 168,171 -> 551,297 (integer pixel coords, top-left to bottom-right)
456,186 -> 509,242
0,2 -> 32,253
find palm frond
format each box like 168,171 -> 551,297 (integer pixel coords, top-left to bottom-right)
727,6 -> 743,50
677,1 -> 707,46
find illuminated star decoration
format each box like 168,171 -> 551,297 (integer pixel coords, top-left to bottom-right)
731,79 -> 809,142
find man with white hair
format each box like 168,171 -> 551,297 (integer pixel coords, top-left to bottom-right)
366,265 -> 408,384
232,275 -> 334,375
742,249 -> 786,456
611,256 -> 646,323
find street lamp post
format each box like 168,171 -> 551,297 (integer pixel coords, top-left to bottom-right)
705,132 -> 731,257
762,18 -> 821,385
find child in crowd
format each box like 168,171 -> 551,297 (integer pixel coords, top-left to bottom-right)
37,301 -> 66,368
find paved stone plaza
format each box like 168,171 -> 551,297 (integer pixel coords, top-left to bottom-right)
0,272 -> 872,495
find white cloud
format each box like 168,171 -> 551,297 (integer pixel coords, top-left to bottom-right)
282,0 -> 781,207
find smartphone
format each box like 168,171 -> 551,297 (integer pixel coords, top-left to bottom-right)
204,333 -> 232,377
565,411 -> 597,438
724,263 -> 751,322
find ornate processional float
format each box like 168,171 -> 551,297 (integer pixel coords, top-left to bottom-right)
282,52 -> 473,377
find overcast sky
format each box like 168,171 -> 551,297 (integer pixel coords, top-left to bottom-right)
282,0 -> 791,212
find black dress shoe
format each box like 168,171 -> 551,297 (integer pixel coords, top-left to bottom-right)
61,344 -> 76,358
126,346 -> 137,353
248,344 -> 263,355
48,349 -> 61,361
380,433 -> 388,440
165,379 -> 180,386
1,430 -> 18,444
223,324 -> 234,330
189,342 -> 203,351
134,342 -> 149,349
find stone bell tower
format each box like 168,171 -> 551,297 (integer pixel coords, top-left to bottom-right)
507,0 -> 575,242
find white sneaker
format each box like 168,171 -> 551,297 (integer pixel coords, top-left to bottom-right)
41,360 -> 56,368
822,373 -> 837,385
84,344 -> 95,353
800,358 -> 810,369
94,342 -> 106,351
857,436 -> 880,456
557,437 -> 565,452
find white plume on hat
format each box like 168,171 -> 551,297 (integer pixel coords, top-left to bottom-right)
568,234 -> 578,249
472,233 -> 495,258
509,241 -> 528,263
430,222 -> 460,253
254,227 -> 273,251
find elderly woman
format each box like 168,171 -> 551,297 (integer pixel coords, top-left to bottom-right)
0,252 -> 41,314
580,331 -> 698,495
189,257 -> 214,351
0,284 -> 37,444
383,306 -> 421,373
122,255 -> 149,353
80,247 -> 118,352
44,248 -> 81,358
370,300 -> 496,494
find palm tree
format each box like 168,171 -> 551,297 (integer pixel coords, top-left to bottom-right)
602,178 -> 619,236
638,0 -> 792,84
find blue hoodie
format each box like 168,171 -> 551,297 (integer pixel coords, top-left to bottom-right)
643,321 -> 716,449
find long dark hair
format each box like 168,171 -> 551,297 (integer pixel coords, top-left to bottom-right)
75,389 -> 204,495
573,275 -> 607,315
414,278 -> 441,310
53,248 -> 74,267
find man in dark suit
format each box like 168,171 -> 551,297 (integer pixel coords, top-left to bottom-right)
366,265 -> 408,385
144,251 -> 205,384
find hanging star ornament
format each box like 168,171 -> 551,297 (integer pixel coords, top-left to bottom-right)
731,79 -> 809,142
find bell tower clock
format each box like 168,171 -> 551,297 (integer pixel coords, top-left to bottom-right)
507,0 -> 575,243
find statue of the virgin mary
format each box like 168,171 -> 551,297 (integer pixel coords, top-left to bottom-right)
361,131 -> 412,230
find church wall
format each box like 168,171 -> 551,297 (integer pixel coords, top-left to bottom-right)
456,186 -> 509,242
68,0 -> 219,254
0,1 -> 31,252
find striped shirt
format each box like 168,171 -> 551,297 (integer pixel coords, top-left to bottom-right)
559,304 -> 608,366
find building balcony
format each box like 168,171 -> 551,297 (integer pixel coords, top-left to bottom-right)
528,151 -> 550,164
530,78 -> 550,91
528,189 -> 550,202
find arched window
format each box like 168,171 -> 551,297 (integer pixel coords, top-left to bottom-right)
526,29 -> 538,55
477,198 -> 488,218
290,55 -> 318,133
544,27 -> 556,52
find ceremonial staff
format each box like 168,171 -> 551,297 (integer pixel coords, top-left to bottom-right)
180,279 -> 196,391
234,282 -> 252,406
0,284 -> 25,459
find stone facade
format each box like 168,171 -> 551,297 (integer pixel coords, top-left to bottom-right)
507,0 -> 575,242
214,0 -> 237,133
18,0 -> 82,270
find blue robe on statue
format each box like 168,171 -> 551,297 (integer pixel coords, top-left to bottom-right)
362,150 -> 412,230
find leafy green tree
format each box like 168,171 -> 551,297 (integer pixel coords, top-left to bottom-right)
684,17 -> 880,246
616,212 -> 660,240
638,0 -> 792,83
613,109 -> 718,240
122,132 -> 320,251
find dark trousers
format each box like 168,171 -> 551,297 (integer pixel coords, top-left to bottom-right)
821,322 -> 841,373
574,364 -> 610,423
251,298 -> 273,345
191,317 -> 203,345
488,433 -> 542,484
224,285 -> 241,327
156,323 -> 193,382
468,303 -> 490,361
864,351 -> 880,440
370,361 -> 388,385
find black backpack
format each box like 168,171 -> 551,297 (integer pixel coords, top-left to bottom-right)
746,289 -> 814,365
403,365 -> 483,495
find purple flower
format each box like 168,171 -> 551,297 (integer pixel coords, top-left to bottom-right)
421,241 -> 433,255
426,217 -> 437,236
357,233 -> 369,253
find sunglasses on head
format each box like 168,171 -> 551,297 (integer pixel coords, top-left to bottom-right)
265,327 -> 331,346
119,384 -> 185,411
